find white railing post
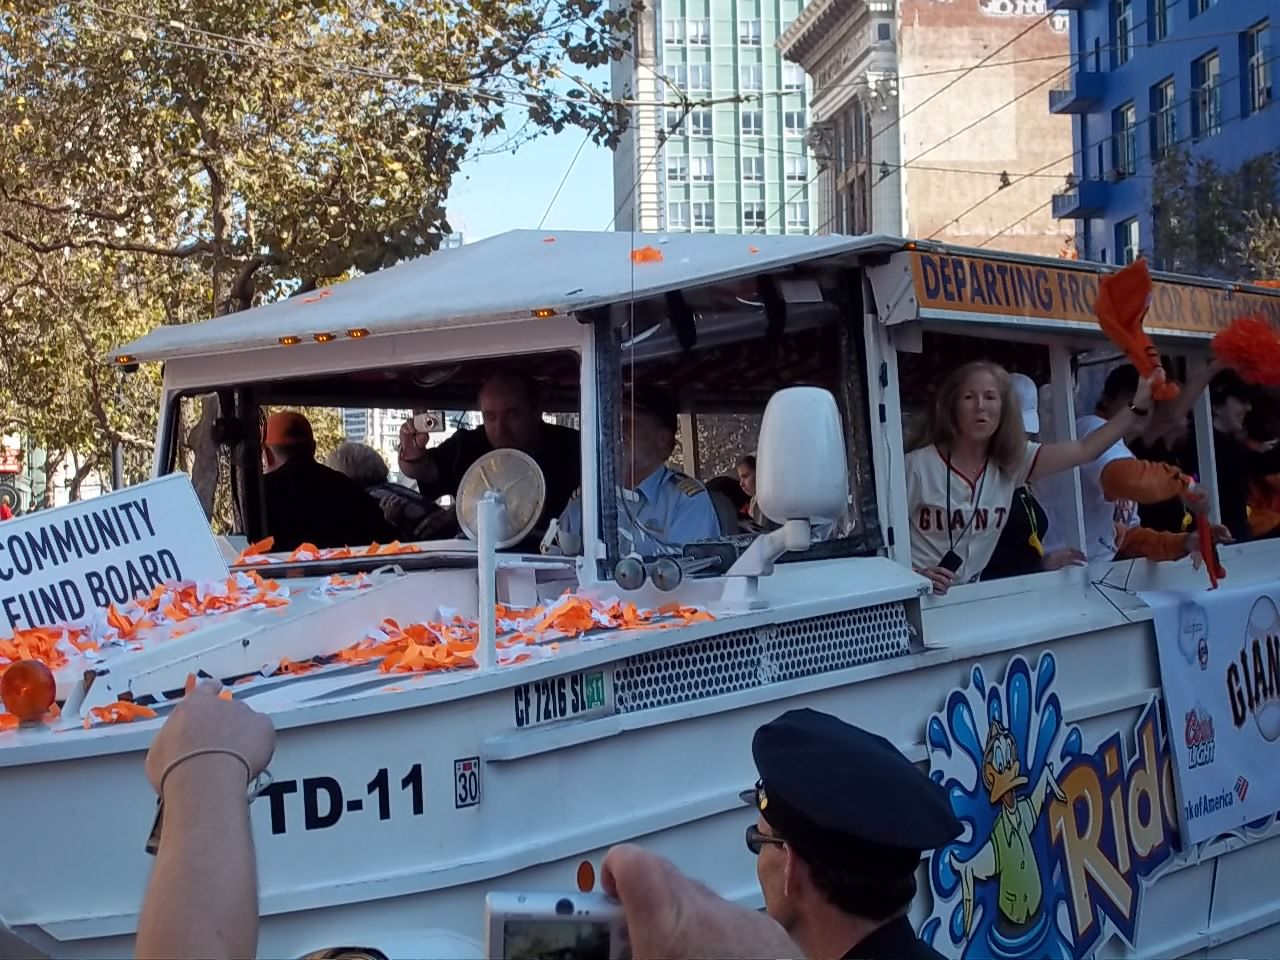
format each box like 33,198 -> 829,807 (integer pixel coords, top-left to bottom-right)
476,492 -> 499,670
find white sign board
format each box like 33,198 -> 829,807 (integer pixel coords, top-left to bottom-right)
1142,583 -> 1280,844
0,473 -> 228,632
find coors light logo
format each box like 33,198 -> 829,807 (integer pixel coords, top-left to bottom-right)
1184,704 -> 1215,768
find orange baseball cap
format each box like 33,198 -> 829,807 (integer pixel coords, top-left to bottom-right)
264,411 -> 314,445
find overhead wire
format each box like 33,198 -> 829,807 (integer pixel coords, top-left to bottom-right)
975,53 -> 1279,249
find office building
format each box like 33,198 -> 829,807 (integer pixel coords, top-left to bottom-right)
1049,0 -> 1276,265
779,0 -> 1074,255
610,0 -> 818,235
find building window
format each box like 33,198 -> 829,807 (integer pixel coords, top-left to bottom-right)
1112,101 -> 1136,177
1117,218 -> 1140,264
663,108 -> 687,134
1246,22 -> 1272,115
739,19 -> 761,45
688,19 -> 710,44
690,156 -> 713,182
690,109 -> 712,137
740,64 -> 763,91
667,154 -> 688,181
1111,0 -> 1133,67
743,202 -> 766,230
742,155 -> 765,181
1150,0 -> 1168,41
1192,0 -> 1215,17
1193,52 -> 1222,139
662,19 -> 685,43
742,110 -> 763,136
784,110 -> 806,136
785,155 -> 807,181
786,202 -> 810,231
877,21 -> 892,41
663,64 -> 688,89
783,63 -> 805,91
688,64 -> 711,91
669,201 -> 690,229
1149,77 -> 1176,158
692,202 -> 714,229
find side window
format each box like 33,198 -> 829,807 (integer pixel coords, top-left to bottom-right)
895,333 -> 1074,592
168,392 -> 238,534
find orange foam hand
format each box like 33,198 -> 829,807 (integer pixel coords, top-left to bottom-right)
1095,258 -> 1179,401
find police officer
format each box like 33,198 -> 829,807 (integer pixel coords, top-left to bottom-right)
557,386 -> 720,555
741,708 -> 962,960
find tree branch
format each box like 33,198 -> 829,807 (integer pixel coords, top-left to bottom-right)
0,185 -> 135,223
0,227 -> 212,259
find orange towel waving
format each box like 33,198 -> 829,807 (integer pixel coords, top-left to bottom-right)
1095,258 -> 1178,401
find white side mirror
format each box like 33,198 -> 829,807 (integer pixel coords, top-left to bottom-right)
756,386 -> 849,524
723,387 -> 849,610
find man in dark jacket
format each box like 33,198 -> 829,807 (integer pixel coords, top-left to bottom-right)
741,708 -> 962,960
261,412 -> 396,551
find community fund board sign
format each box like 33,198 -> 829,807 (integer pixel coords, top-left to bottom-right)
1141,584 -> 1280,845
922,652 -> 1180,960
0,473 -> 227,631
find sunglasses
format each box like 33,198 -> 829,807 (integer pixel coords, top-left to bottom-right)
745,824 -> 786,856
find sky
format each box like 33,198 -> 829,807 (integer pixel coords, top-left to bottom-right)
444,61 -> 620,243
445,130 -> 615,242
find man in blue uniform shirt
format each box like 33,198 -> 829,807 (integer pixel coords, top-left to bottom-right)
742,708 -> 962,960
557,386 -> 720,556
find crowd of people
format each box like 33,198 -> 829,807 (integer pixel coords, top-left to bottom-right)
906,357 -> 1279,595
256,351 -> 1279,587
135,681 -> 960,960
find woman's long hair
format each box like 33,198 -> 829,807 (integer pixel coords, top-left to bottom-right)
922,361 -> 1028,476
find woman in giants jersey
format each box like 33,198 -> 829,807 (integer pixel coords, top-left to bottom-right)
906,361 -> 1155,595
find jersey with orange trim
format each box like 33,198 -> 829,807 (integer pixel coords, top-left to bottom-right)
905,442 -> 1042,584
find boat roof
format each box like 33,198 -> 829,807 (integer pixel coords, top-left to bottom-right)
112,230 -> 906,364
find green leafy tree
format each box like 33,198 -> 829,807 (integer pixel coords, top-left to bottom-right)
0,0 -> 635,513
1151,148 -> 1280,281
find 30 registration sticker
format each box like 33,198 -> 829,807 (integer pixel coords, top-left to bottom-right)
513,669 -> 611,728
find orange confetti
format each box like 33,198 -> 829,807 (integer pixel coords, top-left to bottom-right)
89,701 -> 158,725
630,245 -> 663,264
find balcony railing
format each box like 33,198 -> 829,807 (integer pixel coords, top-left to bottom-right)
1052,179 -> 1109,219
1048,70 -> 1107,114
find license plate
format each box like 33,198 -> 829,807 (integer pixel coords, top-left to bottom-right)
513,670 -> 609,729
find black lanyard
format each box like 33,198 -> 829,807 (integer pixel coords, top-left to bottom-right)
945,452 -> 989,552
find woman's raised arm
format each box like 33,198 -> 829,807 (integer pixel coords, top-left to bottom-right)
1029,374 -> 1155,483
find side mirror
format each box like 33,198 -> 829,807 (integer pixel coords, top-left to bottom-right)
756,386 -> 849,524
724,387 -> 849,609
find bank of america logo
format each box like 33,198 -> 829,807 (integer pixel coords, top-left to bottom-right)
1235,776 -> 1249,802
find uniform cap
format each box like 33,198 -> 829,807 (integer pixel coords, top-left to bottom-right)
623,385 -> 679,434
1011,373 -> 1039,434
741,708 -> 961,880
264,412 -> 314,446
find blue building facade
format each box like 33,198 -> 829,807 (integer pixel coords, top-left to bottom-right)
1049,0 -> 1276,267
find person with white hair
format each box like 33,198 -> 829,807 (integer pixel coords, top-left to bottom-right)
327,441 -> 456,541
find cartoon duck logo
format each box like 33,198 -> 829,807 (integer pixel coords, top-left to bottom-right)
949,718 -> 1066,940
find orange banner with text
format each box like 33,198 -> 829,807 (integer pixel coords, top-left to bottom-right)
909,251 -> 1280,336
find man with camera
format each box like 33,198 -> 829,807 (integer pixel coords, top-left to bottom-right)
397,369 -> 580,542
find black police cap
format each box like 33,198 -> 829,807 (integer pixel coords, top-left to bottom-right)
741,708 -> 962,880
622,385 -> 679,434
